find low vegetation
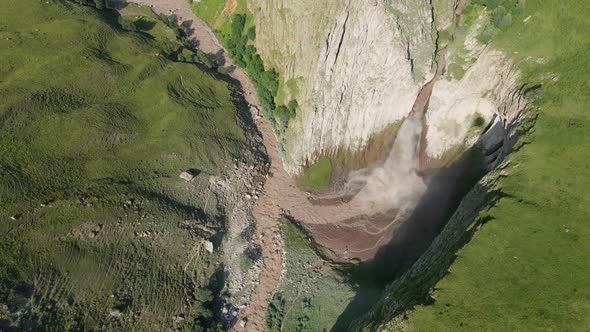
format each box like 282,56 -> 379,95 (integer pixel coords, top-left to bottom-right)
266,220 -> 365,332
472,0 -> 525,43
225,14 -> 298,131
192,2 -> 298,131
156,13 -> 219,70
442,0 -> 483,80
0,0 -> 251,330
296,157 -> 333,191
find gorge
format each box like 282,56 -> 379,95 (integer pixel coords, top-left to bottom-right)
185,0 -> 534,330
1,0 -> 588,331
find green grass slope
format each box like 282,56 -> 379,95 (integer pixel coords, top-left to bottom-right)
0,1 -> 252,330
296,157 -> 333,191
385,1 -> 590,330
266,221 -> 379,332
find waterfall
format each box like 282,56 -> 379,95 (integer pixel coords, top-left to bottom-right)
349,114 -> 427,212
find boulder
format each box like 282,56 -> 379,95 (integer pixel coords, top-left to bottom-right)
203,240 -> 214,253
179,171 -> 195,182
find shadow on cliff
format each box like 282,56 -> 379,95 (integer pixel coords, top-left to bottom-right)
331,142 -> 496,331
332,84 -> 536,330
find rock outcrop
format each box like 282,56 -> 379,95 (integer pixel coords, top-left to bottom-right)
248,0 -> 446,173
425,49 -> 519,161
249,0 -> 530,178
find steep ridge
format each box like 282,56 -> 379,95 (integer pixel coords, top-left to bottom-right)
118,1 -> 290,330
0,1 -> 262,330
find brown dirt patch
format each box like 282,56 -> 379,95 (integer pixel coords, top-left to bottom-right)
305,208 -> 402,262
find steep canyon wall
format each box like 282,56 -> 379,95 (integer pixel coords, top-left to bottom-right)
248,0 -> 528,177
248,0 -> 441,173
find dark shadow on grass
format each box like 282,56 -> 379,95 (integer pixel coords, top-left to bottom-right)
135,18 -> 157,31
144,190 -> 205,218
180,20 -> 195,38
330,286 -> 382,332
207,49 -> 227,67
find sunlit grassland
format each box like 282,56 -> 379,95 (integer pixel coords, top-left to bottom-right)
394,1 -> 590,330
0,0 -> 251,329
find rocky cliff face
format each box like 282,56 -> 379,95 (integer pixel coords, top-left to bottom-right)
236,1 -> 536,329
425,49 -> 521,162
248,0 -> 444,173
247,0 -> 524,177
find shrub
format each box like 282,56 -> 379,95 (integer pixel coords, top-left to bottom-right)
93,0 -> 106,9
275,105 -> 290,129
247,26 -> 256,40
195,49 -> 215,69
266,294 -> 286,331
287,99 -> 298,117
477,24 -> 495,44
223,13 -> 298,129
155,15 -> 218,69
118,16 -> 138,32
217,66 -> 228,75
231,14 -> 246,37
473,114 -> 486,127
473,0 -> 524,41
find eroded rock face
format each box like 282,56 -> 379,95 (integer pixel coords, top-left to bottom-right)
423,6 -> 528,168
249,0 -> 524,175
425,49 -> 518,160
249,0 -> 443,173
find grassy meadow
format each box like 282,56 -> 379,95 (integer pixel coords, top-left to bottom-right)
295,157 -> 333,191
0,0 -> 251,330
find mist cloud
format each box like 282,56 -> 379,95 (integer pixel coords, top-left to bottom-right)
349,115 -> 427,212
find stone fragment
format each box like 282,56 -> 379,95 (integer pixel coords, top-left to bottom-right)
203,240 -> 214,253
179,171 -> 195,182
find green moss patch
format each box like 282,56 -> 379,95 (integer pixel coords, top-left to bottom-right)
296,157 -> 333,190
